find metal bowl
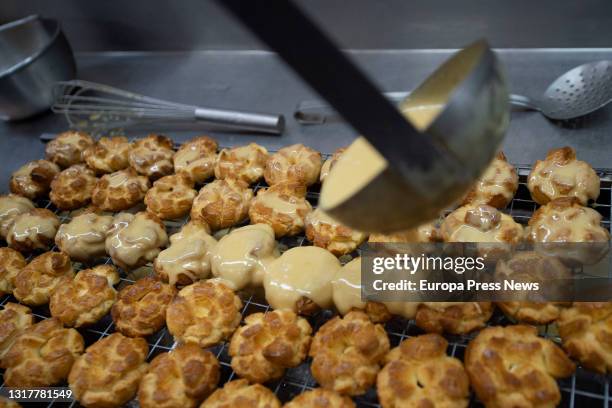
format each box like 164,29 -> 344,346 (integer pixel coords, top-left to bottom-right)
0,15 -> 76,121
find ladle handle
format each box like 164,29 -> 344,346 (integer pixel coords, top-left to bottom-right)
216,0 -> 444,179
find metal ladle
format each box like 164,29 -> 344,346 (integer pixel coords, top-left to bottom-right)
296,60 -> 612,124
217,0 -> 509,232
319,41 -> 510,232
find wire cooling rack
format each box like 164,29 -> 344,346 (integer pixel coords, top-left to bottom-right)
0,154 -> 611,408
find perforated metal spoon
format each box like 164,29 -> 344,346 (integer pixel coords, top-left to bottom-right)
295,60 -> 612,124
510,60 -> 612,120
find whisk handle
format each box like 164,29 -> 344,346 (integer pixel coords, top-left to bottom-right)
194,107 -> 284,134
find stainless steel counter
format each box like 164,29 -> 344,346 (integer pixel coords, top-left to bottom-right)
1,48 -> 612,191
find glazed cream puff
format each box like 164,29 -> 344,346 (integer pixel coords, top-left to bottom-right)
45,131 -> 95,168
210,223 -> 279,291
263,246 -> 341,315
173,135 -> 218,184
9,160 -> 60,200
105,211 -> 168,270
214,143 -> 268,184
264,144 -> 322,186
528,146 -> 600,205
248,181 -> 312,238
83,136 -> 131,174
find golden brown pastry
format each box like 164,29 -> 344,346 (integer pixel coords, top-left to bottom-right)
526,197 -> 610,265
527,198 -> 609,243
319,147 -> 347,183
229,309 -> 312,383
264,246 -> 341,315
0,303 -> 33,362
441,204 -> 523,244
558,302 -> 612,374
154,221 -> 217,287
415,302 -> 494,335
441,204 -> 523,261
112,276 -> 177,337
310,311 -> 389,396
91,168 -> 150,212
381,302 -> 422,320
466,325 -> 574,408
210,224 -> 279,291
249,182 -> 312,238
138,343 -> 220,408
49,265 -> 119,327
377,334 -> 469,408
305,208 -> 367,255
0,248 -> 26,295
55,212 -> 114,263
190,178 -> 253,230
495,251 -> 571,325
0,194 -> 35,239
49,164 -> 98,210
166,280 -> 242,348
173,135 -> 218,184
214,143 -> 268,184
264,144 -> 322,186
69,333 -> 148,408
105,211 -> 168,270
45,130 -> 95,168
462,151 -> 518,208
13,251 -> 74,306
284,389 -> 354,408
128,134 -> 175,179
368,218 -> 444,262
9,159 -> 60,200
499,302 -> 568,327
2,317 -> 84,387
331,257 -> 392,323
201,379 -> 281,408
0,396 -> 21,408
70,204 -> 104,217
528,146 -> 600,205
84,136 -> 131,174
144,173 -> 197,219
368,219 -> 442,245
6,208 -> 60,252
494,251 -> 571,283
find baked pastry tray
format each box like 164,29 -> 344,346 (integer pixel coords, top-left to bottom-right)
1,150 -> 611,408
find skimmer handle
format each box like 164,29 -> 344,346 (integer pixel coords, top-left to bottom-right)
294,91 -> 410,124
296,92 -> 539,125
509,94 -> 540,111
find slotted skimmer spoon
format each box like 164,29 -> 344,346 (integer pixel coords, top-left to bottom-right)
295,60 -> 612,124
510,60 -> 612,120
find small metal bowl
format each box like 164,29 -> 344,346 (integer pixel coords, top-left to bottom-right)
0,15 -> 76,121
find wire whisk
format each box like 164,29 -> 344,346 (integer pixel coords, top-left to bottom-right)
51,80 -> 285,134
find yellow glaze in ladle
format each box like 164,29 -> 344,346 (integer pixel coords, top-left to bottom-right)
320,40 -> 510,233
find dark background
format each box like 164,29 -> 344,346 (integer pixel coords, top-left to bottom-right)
2,0 -> 612,51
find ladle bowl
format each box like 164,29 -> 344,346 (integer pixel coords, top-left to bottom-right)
320,40 -> 510,232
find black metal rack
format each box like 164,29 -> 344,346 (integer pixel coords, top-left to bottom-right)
1,155 -> 611,407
